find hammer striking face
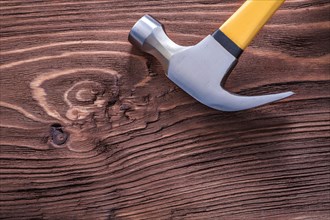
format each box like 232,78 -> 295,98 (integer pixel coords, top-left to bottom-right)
128,0 -> 294,111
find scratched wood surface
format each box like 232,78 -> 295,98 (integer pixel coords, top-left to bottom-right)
0,0 -> 330,219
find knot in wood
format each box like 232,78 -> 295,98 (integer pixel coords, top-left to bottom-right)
68,81 -> 107,105
64,78 -> 119,122
50,124 -> 68,145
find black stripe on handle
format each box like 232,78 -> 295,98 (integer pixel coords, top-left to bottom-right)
212,30 -> 243,58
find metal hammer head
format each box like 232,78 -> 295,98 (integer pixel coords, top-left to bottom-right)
129,15 -> 293,111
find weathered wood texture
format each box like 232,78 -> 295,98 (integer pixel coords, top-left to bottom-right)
0,0 -> 330,219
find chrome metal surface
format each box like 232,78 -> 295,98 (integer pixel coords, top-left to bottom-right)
128,15 -> 187,71
128,15 -> 294,111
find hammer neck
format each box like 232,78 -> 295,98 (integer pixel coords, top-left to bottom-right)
143,28 -> 187,72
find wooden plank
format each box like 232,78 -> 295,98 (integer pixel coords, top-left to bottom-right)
0,0 -> 329,219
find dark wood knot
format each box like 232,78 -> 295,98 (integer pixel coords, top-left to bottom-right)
50,124 -> 68,145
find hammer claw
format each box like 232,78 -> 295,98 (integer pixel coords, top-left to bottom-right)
211,90 -> 294,112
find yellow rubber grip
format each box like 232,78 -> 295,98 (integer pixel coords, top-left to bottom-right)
220,0 -> 285,50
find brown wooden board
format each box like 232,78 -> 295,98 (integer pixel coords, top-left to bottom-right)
0,0 -> 330,219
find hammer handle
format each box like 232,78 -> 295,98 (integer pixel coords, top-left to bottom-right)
220,0 -> 285,50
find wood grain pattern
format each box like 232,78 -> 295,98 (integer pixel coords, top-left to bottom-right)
0,0 -> 329,219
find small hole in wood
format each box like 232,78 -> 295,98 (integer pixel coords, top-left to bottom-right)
50,123 -> 68,145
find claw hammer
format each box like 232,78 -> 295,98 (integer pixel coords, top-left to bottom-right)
128,0 -> 294,111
